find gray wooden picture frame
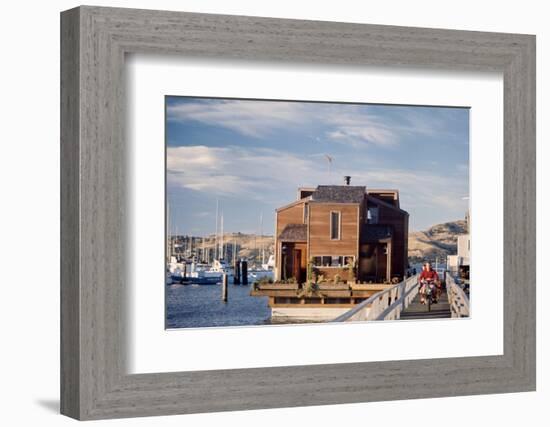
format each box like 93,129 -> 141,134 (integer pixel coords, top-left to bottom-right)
60,5 -> 536,420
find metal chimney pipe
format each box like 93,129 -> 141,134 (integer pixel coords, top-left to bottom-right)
344,176 -> 351,185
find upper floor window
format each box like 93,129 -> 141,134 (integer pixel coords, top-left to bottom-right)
303,204 -> 309,223
330,211 -> 341,240
367,205 -> 379,224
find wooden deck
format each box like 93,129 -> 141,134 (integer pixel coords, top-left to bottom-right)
399,289 -> 452,320
251,282 -> 392,301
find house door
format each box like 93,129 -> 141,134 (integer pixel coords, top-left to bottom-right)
293,249 -> 302,283
359,243 -> 377,281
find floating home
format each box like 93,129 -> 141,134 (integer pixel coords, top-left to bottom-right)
251,177 -> 409,320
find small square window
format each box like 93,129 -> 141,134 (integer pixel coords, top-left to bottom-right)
367,206 -> 379,224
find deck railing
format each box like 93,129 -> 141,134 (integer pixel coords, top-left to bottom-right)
446,273 -> 470,318
332,275 -> 419,322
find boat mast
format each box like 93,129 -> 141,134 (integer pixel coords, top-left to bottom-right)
175,210 -> 180,260
167,200 -> 171,263
220,211 -> 224,260
260,211 -> 265,265
176,207 -> 181,260
214,198 -> 219,260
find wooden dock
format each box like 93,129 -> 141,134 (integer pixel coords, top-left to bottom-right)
399,289 -> 452,320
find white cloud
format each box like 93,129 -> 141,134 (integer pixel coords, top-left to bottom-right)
326,126 -> 397,147
167,145 -> 327,204
167,99 -> 423,148
167,100 -> 307,138
167,144 -> 468,227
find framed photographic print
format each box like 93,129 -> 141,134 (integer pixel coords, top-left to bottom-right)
61,6 -> 536,420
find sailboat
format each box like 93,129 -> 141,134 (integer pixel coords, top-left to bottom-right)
262,254 -> 276,271
206,209 -> 233,275
173,200 -> 228,284
246,212 -> 274,281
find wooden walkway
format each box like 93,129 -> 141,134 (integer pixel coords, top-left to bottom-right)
400,289 -> 452,320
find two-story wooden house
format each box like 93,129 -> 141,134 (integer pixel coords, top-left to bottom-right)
274,178 -> 409,284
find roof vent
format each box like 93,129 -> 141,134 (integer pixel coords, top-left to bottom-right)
344,176 -> 351,185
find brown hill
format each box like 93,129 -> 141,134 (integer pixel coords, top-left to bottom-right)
408,220 -> 467,264
172,232 -> 274,266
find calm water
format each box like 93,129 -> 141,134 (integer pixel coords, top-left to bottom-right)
166,283 -> 271,329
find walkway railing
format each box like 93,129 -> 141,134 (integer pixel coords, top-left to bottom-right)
332,275 -> 419,322
446,273 -> 470,318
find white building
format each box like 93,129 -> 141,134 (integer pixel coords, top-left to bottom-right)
457,234 -> 470,266
447,212 -> 470,272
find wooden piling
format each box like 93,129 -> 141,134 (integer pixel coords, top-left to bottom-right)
222,273 -> 228,302
241,261 -> 248,285
234,260 -> 241,284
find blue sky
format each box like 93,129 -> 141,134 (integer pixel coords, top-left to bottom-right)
166,96 -> 469,235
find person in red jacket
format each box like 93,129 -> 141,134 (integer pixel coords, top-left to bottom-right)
418,262 -> 440,304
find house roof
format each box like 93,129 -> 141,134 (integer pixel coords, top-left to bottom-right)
278,224 -> 307,241
362,225 -> 393,242
366,194 -> 408,216
310,185 -> 366,204
367,189 -> 400,208
275,197 -> 309,212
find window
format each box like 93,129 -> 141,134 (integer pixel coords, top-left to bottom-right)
367,205 -> 379,224
323,256 -> 333,266
343,256 -> 355,266
311,256 -> 355,268
303,204 -> 309,223
330,211 -> 341,240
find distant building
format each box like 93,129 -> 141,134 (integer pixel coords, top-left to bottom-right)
457,234 -> 470,265
447,211 -> 470,274
274,178 -> 409,284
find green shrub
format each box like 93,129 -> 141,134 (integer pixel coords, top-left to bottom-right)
297,281 -> 320,298
255,276 -> 274,286
346,258 -> 357,283
278,277 -> 297,285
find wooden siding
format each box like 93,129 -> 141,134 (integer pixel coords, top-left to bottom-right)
308,203 -> 359,259
315,266 -> 349,281
276,202 -> 305,238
